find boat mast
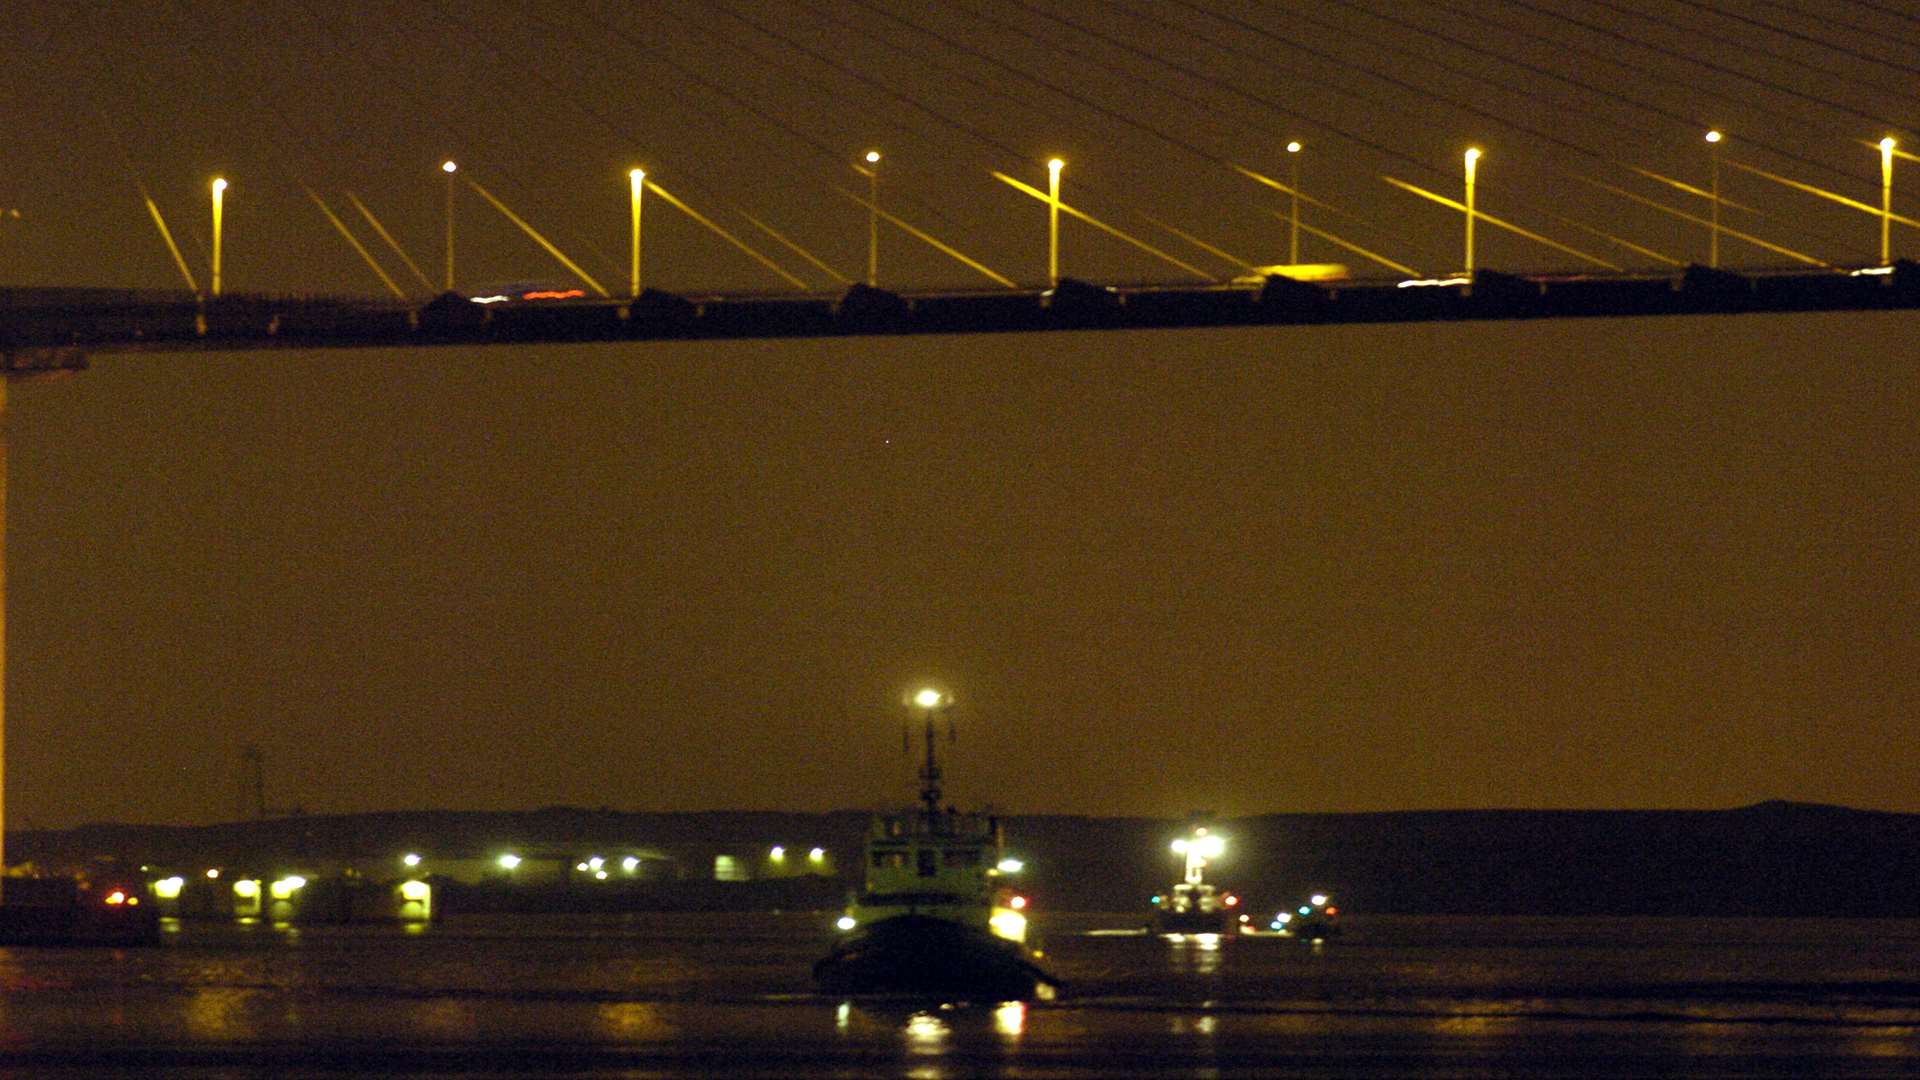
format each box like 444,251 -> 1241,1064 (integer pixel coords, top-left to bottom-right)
910,688 -> 951,821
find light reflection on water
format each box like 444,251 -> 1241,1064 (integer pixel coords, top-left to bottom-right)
0,914 -> 1910,1076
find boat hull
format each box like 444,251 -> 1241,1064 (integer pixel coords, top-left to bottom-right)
814,914 -> 1056,1001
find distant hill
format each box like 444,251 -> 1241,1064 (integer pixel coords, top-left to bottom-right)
13,801 -> 1918,916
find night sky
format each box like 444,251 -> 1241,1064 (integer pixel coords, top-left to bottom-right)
2,3 -> 1916,826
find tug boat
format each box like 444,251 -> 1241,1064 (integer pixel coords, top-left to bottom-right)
1150,821 -> 1244,935
1271,892 -> 1342,940
813,689 -> 1057,1001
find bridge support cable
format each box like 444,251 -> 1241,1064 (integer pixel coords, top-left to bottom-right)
1574,175 -> 1830,269
992,173 -> 1215,283
737,213 -> 854,288
345,193 -> 436,295
1718,160 -> 1920,233
463,180 -> 609,298
835,190 -> 1017,289
1233,165 -> 1430,275
304,189 -> 408,301
1139,217 -> 1259,275
640,182 -> 810,291
1381,177 -> 1623,272
138,185 -> 199,295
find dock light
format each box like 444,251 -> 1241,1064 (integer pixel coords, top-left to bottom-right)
575,862 -> 590,872
104,890 -> 127,906
836,915 -> 857,931
996,857 -> 1024,873
594,870 -> 608,881
770,846 -> 786,861
1299,905 -> 1312,915
1311,893 -> 1328,906
400,880 -> 431,903
402,853 -> 422,868
809,847 -> 826,863
206,868 -> 221,880
587,856 -> 605,871
232,879 -> 261,899
1009,895 -> 1028,910
153,876 -> 185,900
270,876 -> 307,900
623,856 -> 640,873
1224,894 -> 1239,907
497,853 -> 522,871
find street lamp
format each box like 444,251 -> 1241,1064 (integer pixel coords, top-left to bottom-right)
442,160 -> 458,292
1704,130 -> 1723,268
1286,141 -> 1303,265
1880,137 -> 1897,266
629,167 -> 646,298
210,177 -> 227,298
1047,157 -> 1064,287
1463,148 -> 1481,275
863,150 -> 881,287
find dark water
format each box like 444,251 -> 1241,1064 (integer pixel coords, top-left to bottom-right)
0,912 -> 1916,1077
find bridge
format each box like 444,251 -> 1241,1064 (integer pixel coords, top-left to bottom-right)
3,261 -> 1916,373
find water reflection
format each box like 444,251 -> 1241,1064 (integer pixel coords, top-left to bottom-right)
596,1001 -> 673,1041
1165,932 -> 1225,975
993,1000 -> 1025,1039
184,986 -> 264,1040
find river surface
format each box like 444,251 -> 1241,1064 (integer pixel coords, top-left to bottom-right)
0,913 -> 1915,1076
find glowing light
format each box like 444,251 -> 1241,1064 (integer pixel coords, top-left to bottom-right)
400,880 -> 431,902
989,909 -> 1028,941
1299,906 -> 1311,915
469,294 -> 511,304
497,854 -> 522,870
913,688 -> 945,708
1464,147 -> 1482,162
865,150 -> 881,164
629,167 -> 646,181
1324,906 -> 1339,916
1151,894 -> 1163,905
836,915 -> 857,931
1196,834 -> 1225,859
1398,276 -> 1472,288
104,890 -> 127,906
153,876 -> 185,900
770,846 -> 786,861
1705,130 -> 1722,144
211,177 -> 228,194
232,879 -> 261,899
594,870 -> 609,881
588,856 -> 605,870
623,856 -> 640,872
270,876 -> 307,900
1047,157 -> 1064,173
1311,893 -> 1329,906
576,862 -> 590,872
442,160 -> 458,173
1223,894 -> 1239,907
402,853 -> 422,868
520,289 -> 585,300
1882,137 -> 1898,152
205,868 -> 221,880
994,1000 -> 1026,1036
996,857 -> 1024,873
1171,838 -> 1190,854
1287,141 -> 1302,153
1009,895 -> 1029,910
809,847 -> 826,862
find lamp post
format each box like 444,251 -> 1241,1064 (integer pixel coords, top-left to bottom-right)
909,687 -> 951,819
1286,141 -> 1303,265
441,160 -> 458,292
863,150 -> 881,287
629,167 -> 646,298
210,177 -> 227,298
1705,130 -> 1723,268
1047,158 -> 1064,287
1463,148 -> 1480,275
1880,137 -> 1897,266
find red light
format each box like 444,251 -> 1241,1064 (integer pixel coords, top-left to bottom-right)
1223,894 -> 1239,906
521,289 -> 585,300
1324,906 -> 1338,915
1009,895 -> 1028,910
104,890 -> 126,906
